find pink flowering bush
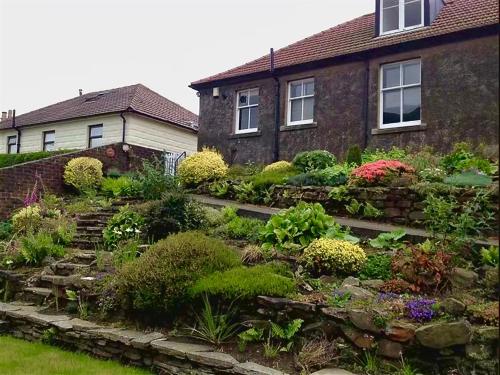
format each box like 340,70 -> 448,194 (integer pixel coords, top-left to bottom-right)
350,160 -> 415,186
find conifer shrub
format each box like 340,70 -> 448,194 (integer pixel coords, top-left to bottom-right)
63,157 -> 103,192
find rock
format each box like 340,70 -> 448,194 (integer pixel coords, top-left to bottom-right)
288,300 -> 316,313
385,321 -> 416,343
450,268 -> 478,289
465,343 -> 493,360
442,297 -> 466,316
416,321 -> 472,349
130,332 -> 165,349
341,325 -> 376,349
473,326 -> 499,342
335,285 -> 374,301
186,351 -> 239,369
233,361 -> 286,375
360,279 -> 384,290
347,309 -> 382,334
303,321 -> 338,337
151,339 -> 213,358
26,313 -> 70,326
69,318 -> 101,332
377,339 -> 403,359
341,277 -> 360,287
319,275 -> 336,285
321,307 -> 349,323
483,266 -> 499,289
256,296 -> 290,309
408,211 -> 425,221
310,368 -> 356,374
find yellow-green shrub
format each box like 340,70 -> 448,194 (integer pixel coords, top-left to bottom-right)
12,205 -> 42,233
63,157 -> 103,191
178,148 -> 228,186
263,161 -> 293,173
302,238 -> 367,275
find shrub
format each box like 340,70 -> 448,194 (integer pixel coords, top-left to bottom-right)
362,146 -> 407,163
178,148 -> 228,186
115,232 -> 240,312
418,167 -> 447,182
20,231 -> 65,265
189,263 -> 296,300
63,157 -> 103,192
441,143 -> 494,175
263,161 -> 294,173
346,145 -> 363,166
261,202 -> 335,254
138,193 -> 206,242
287,165 -> 348,187
136,158 -> 178,200
292,150 -> 337,172
350,160 -> 415,186
302,238 -> 367,275
44,217 -> 76,246
12,205 -> 42,233
0,150 -> 73,169
101,176 -> 142,197
359,254 -> 393,281
480,246 -> 499,267
103,206 -> 144,249
0,221 -> 12,240
216,210 -> 265,243
250,168 -> 299,189
112,240 -> 140,267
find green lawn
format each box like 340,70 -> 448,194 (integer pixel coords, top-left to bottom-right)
0,336 -> 151,375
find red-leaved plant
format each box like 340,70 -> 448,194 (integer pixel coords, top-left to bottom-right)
350,160 -> 415,186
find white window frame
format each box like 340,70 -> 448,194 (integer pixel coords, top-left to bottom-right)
287,78 -> 315,126
379,59 -> 422,129
7,135 -> 17,154
380,0 -> 424,35
235,88 -> 259,134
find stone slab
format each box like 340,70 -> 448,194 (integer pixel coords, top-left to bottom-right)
310,369 -> 356,375
186,351 -> 239,369
26,313 -> 70,326
130,331 -> 165,349
233,361 -> 287,375
5,306 -> 38,319
0,302 -> 21,318
70,319 -> 101,331
151,339 -> 213,358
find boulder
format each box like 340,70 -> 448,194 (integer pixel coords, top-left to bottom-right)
360,279 -> 384,290
385,321 -> 416,343
341,325 -> 376,349
377,339 -> 403,359
310,369 -> 356,375
442,298 -> 466,316
450,268 -> 478,289
416,321 -> 472,349
347,309 -> 382,334
335,285 -> 374,301
341,277 -> 360,287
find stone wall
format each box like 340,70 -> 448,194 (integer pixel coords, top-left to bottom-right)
0,302 -> 284,375
0,143 -> 161,219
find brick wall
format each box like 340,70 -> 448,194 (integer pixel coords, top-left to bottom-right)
0,143 -> 161,218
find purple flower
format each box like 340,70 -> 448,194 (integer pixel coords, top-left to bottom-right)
378,292 -> 400,301
405,298 -> 436,322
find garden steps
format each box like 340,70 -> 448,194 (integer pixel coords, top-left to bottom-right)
18,287 -> 53,305
192,194 -> 498,246
51,262 -> 91,277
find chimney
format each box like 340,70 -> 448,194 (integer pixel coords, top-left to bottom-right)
7,110 -> 12,119
1,112 -> 6,122
79,89 -> 83,96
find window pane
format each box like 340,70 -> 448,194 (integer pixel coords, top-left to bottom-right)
90,137 -> 103,148
403,87 -> 421,122
249,90 -> 259,106
290,99 -> 302,122
290,82 -> 302,98
8,136 -> 16,145
383,90 -> 401,124
238,92 -> 248,107
405,0 -> 422,27
383,0 -> 398,7
44,132 -> 55,143
239,108 -> 250,130
383,65 -> 400,88
403,62 -> 420,85
303,97 -> 314,121
249,107 -> 259,129
383,6 -> 399,32
45,143 -> 55,152
304,81 -> 314,96
90,126 -> 103,137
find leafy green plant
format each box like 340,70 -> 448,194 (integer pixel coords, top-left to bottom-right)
346,145 -> 363,166
269,319 -> 304,352
443,171 -> 492,187
208,180 -> 230,198
261,202 -> 335,254
369,229 -> 406,250
480,246 -> 499,267
184,294 -> 239,346
20,232 -> 65,266
136,158 -> 178,200
101,176 -> 142,198
328,185 -> 350,202
328,291 -> 351,308
41,328 -> 57,345
362,146 -> 407,163
263,340 -> 281,359
0,221 -> 13,241
324,222 -> 360,244
112,240 -> 140,267
440,142 -> 494,175
292,150 -> 337,172
189,263 -> 295,300
345,199 -> 362,215
66,290 -> 89,319
359,254 -> 393,281
238,327 -> 264,351
363,202 -> 383,218
103,206 -> 144,249
286,165 -> 348,187
233,181 -> 258,203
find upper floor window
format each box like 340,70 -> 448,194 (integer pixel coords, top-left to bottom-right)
43,130 -> 55,152
88,124 -> 103,148
287,78 -> 315,126
380,59 -> 421,128
236,88 -> 259,134
381,0 -> 423,35
7,135 -> 17,154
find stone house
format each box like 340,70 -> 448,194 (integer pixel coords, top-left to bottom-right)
0,84 -> 198,156
190,0 -> 499,165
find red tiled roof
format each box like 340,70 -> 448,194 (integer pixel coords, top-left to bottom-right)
191,0 -> 499,87
0,84 -> 198,131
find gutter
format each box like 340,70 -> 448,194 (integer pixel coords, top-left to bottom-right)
120,111 -> 127,143
12,110 -> 21,153
271,48 -> 280,162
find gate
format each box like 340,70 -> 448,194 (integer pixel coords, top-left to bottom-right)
164,151 -> 186,176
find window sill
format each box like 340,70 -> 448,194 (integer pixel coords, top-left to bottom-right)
371,124 -> 427,135
229,130 -> 262,139
280,122 -> 318,132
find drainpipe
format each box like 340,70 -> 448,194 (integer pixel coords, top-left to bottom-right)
362,59 -> 370,150
120,111 -> 127,144
12,110 -> 21,153
271,48 -> 280,162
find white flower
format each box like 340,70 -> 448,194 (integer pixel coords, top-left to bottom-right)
6,260 -> 13,265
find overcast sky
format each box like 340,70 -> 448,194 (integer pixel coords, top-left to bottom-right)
0,0 -> 374,115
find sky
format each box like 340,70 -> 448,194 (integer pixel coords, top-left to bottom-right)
0,0 -> 374,115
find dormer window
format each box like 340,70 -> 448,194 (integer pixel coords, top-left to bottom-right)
381,0 -> 424,35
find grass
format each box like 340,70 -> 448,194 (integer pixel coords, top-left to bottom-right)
0,336 -> 151,375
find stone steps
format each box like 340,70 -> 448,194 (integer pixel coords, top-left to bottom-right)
51,262 -> 91,277
71,252 -> 97,265
18,287 -> 53,305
